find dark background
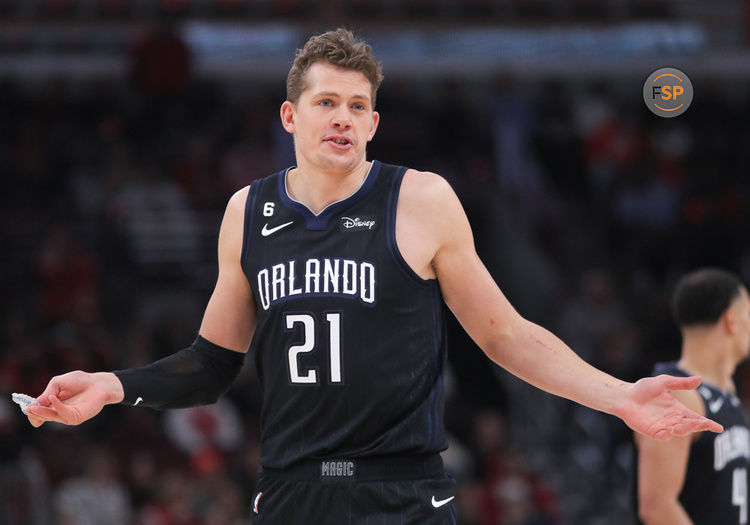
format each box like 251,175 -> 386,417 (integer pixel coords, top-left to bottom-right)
1,1 -> 750,524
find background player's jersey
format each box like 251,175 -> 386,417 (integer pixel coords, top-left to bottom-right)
636,362 -> 750,525
241,160 -> 448,469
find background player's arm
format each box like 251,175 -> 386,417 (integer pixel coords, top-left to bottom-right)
26,187 -> 256,427
398,170 -> 720,439
635,390 -> 700,524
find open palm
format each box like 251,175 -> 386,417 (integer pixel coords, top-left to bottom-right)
618,374 -> 723,440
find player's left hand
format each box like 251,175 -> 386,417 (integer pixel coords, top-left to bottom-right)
616,374 -> 723,441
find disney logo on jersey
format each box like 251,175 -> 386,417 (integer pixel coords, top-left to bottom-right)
340,216 -> 377,232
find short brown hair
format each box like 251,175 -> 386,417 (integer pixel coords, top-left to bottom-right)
286,28 -> 384,106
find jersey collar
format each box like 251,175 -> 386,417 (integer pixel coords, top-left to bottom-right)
278,160 -> 382,231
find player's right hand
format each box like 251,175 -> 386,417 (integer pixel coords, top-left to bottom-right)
25,371 -> 124,427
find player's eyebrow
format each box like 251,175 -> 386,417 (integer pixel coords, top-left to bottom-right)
313,91 -> 370,103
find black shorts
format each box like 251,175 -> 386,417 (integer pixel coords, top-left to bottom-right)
250,453 -> 457,524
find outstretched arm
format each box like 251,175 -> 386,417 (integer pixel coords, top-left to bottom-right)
404,170 -> 721,439
27,186 -> 256,427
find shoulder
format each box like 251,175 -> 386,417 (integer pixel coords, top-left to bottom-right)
397,168 -> 472,261
401,168 -> 453,198
229,185 -> 251,206
223,185 -> 251,219
218,186 -> 251,237
216,187 -> 251,262
399,169 -> 460,216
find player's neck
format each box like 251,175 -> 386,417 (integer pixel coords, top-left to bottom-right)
679,335 -> 737,393
287,160 -> 371,214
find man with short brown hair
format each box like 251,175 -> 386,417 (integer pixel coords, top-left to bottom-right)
26,29 -> 720,524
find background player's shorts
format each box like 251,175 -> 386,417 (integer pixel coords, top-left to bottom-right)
251,453 -> 457,524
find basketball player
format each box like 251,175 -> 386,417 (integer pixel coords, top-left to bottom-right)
25,29 -> 721,524
636,268 -> 750,525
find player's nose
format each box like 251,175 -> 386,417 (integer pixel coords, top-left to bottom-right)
330,112 -> 352,130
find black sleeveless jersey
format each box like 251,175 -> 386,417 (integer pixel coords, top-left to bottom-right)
635,362 -> 750,525
240,160 -> 448,469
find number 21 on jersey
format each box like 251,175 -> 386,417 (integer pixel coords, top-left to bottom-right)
285,313 -> 342,384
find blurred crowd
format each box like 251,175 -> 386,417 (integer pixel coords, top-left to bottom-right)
2,27 -> 750,524
0,0 -> 678,22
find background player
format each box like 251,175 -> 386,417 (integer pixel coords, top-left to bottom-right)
23,28 -> 721,523
636,268 -> 750,524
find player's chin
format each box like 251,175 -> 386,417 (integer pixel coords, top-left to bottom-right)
320,153 -> 360,172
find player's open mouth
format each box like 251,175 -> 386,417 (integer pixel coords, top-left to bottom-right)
324,136 -> 353,149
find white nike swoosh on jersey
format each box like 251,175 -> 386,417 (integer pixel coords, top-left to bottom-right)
709,397 -> 724,413
431,495 -> 455,508
134,397 -> 143,406
261,221 -> 294,237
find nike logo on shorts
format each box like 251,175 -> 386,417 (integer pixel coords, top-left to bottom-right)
431,495 -> 455,508
134,397 -> 143,406
261,221 -> 294,237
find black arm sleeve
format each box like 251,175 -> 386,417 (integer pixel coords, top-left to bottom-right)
112,336 -> 246,409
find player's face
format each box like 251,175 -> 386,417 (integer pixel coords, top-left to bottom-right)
280,62 -> 380,175
731,287 -> 750,360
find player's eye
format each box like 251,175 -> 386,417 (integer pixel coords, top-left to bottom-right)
319,99 -> 332,107
352,103 -> 365,111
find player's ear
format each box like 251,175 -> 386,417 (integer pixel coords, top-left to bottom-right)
367,111 -> 380,142
280,101 -> 296,134
724,305 -> 737,335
